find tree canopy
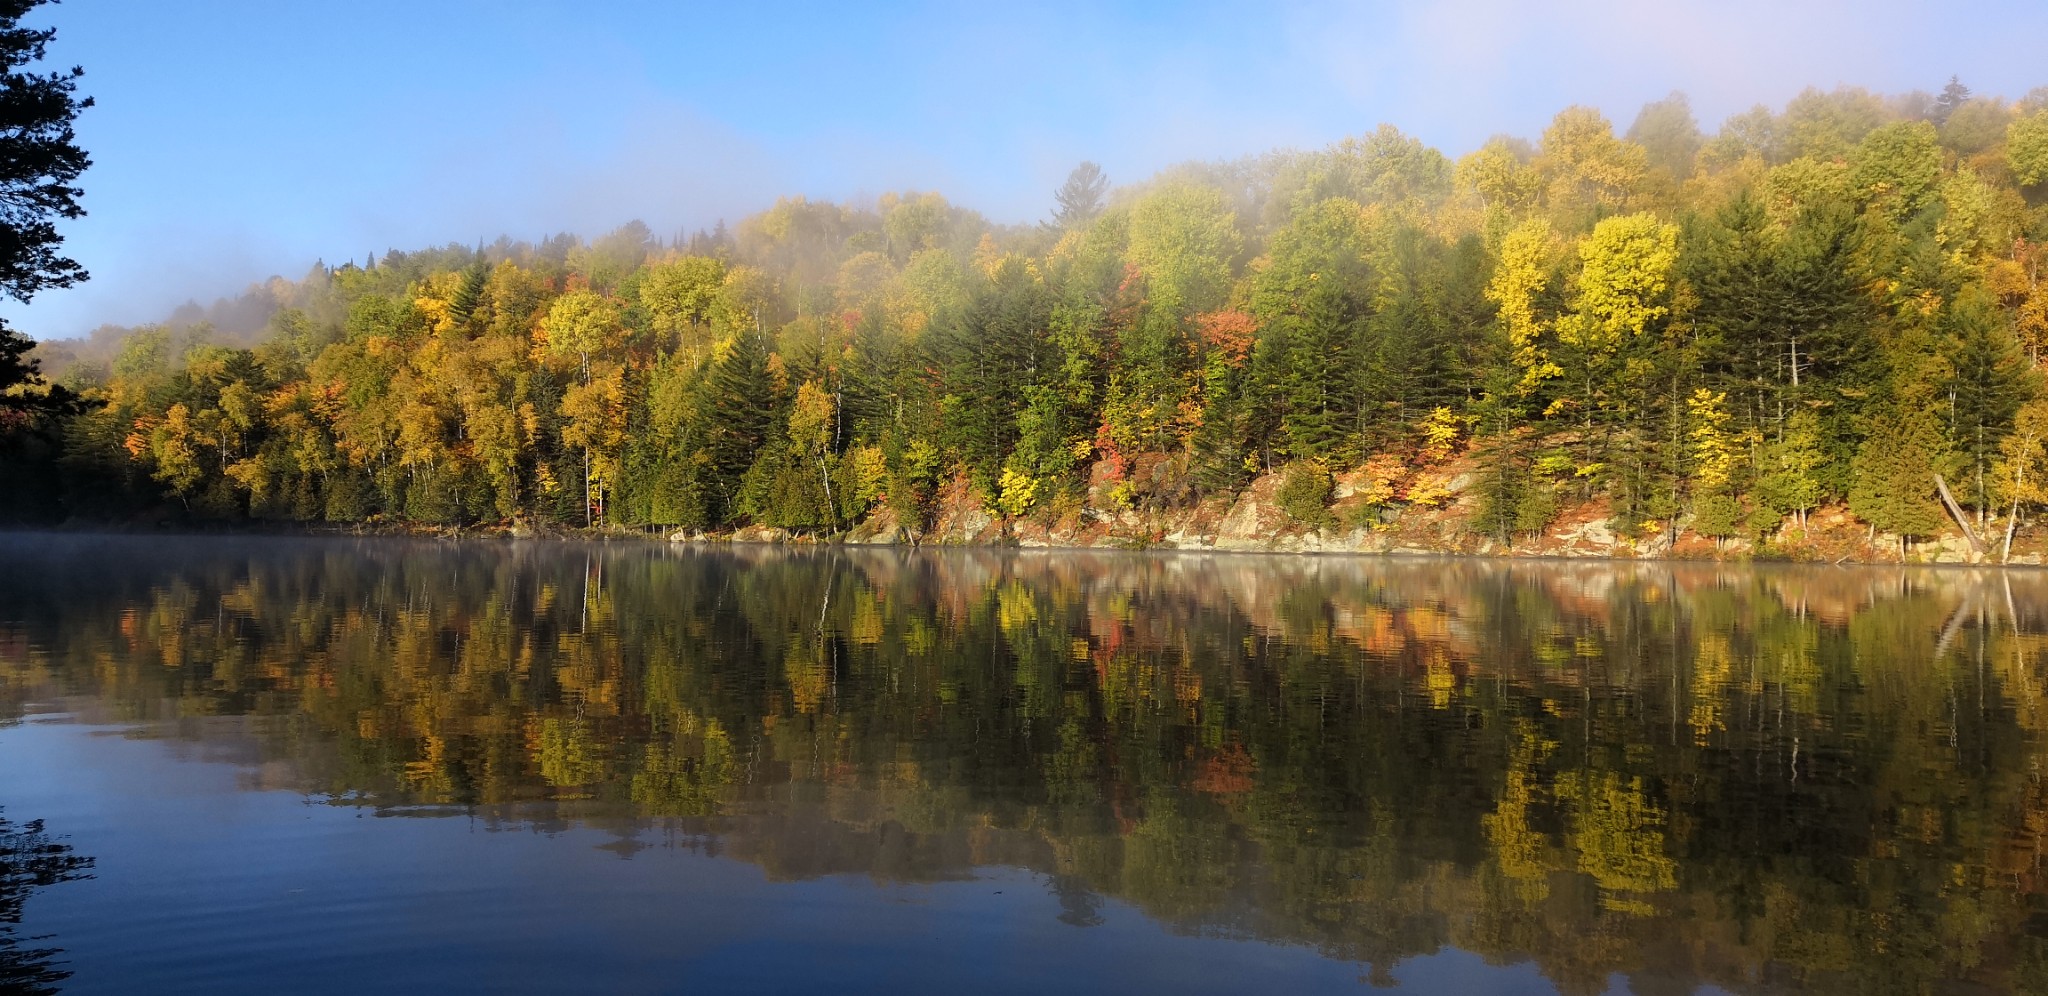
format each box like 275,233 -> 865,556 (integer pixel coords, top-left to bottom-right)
7,78 -> 2048,557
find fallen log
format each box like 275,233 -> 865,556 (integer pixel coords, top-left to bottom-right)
1934,473 -> 1984,556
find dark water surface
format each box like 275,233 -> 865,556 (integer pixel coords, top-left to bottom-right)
4,535 -> 2048,994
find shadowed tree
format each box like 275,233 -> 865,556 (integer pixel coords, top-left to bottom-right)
0,0 -> 91,522
1626,91 -> 1704,179
1933,75 -> 1971,126
1048,162 -> 1109,231
0,0 -> 89,414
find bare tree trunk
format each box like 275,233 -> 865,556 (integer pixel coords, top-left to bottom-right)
818,455 -> 835,532
2006,453 -> 2029,565
2004,501 -> 2020,564
1934,473 -> 1983,555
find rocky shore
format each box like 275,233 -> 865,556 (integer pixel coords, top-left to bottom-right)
682,454 -> 2043,567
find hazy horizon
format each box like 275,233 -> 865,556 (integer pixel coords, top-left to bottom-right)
10,0 -> 2047,341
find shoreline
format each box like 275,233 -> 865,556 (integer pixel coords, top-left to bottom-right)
8,519 -> 2044,570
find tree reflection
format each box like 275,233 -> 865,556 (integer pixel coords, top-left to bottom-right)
9,535 -> 2048,992
0,810 -> 92,996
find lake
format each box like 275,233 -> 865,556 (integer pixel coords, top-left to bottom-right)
2,534 -> 2047,994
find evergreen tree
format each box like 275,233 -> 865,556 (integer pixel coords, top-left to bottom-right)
1687,193 -> 1777,410
1693,492 -> 1743,547
704,332 -> 775,520
0,0 -> 94,521
1472,428 -> 1554,546
1356,229 -> 1461,433
1190,347 -> 1252,492
1757,409 -> 1827,527
1276,280 -> 1357,460
447,263 -> 488,328
1933,75 -> 1972,126
1942,293 -> 2034,514
1849,400 -> 1947,557
1690,194 -> 1867,434
1048,162 -> 1109,231
929,259 -> 1050,488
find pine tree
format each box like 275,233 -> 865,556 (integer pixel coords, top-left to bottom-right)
1933,76 -> 1972,126
1472,429 -> 1553,546
1693,492 -> 1743,547
1942,293 -> 2034,514
1758,409 -> 1827,527
929,259 -> 1050,487
1687,193 -> 1777,409
1849,401 -> 1947,557
1048,162 -> 1109,231
0,0 -> 91,419
1191,349 -> 1252,492
1690,194 -> 1868,433
704,331 -> 775,520
447,263 -> 488,327
1278,281 -> 1356,460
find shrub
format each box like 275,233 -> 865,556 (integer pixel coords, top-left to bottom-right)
1693,492 -> 1743,543
996,467 -> 1041,518
1744,503 -> 1783,541
1277,461 -> 1336,529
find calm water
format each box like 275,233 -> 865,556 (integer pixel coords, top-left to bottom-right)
3,536 -> 2048,994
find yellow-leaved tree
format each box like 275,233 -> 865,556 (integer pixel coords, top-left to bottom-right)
1487,217 -> 1559,396
788,380 -> 836,527
539,289 -> 620,383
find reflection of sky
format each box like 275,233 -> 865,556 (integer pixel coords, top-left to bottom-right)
0,717 -> 1584,995
10,1 -> 2047,341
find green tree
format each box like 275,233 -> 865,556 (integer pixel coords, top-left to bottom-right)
1692,491 -> 1743,547
1849,121 -> 1943,221
1849,400 -> 1947,557
1932,75 -> 1972,126
703,331 -> 775,521
1689,193 -> 1868,426
2008,110 -> 2048,187
1262,279 -> 1360,460
1275,460 -> 1335,529
1757,409 -> 1827,528
1125,181 -> 1240,317
928,257 -> 1051,486
639,255 -> 726,353
1942,293 -> 2034,516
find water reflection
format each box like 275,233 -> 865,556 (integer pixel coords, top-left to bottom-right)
5,534 -> 2048,994
0,810 -> 94,995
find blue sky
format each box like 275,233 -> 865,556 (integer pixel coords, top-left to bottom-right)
12,0 -> 2048,340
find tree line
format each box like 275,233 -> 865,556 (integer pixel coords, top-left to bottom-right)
8,80 -> 2048,549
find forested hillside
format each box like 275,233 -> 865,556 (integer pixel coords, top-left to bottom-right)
8,82 -> 2048,555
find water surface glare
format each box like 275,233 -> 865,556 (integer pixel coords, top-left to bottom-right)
3,534 -> 2046,994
